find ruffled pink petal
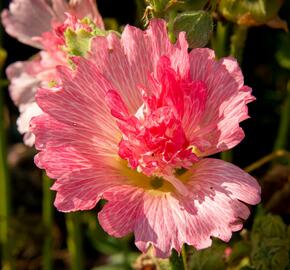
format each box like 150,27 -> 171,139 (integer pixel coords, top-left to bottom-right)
51,168 -> 120,212
66,0 -> 104,29
1,0 -> 54,48
6,61 -> 44,146
31,111 -> 125,212
188,48 -> 255,156
89,19 -> 189,113
50,0 -> 70,22
34,57 -> 119,147
50,0 -> 104,29
18,102 -> 42,146
6,61 -> 40,106
6,56 -> 61,146
99,158 -> 260,258
30,57 -> 125,210
121,19 -> 189,77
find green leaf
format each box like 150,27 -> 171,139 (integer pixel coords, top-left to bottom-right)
252,214 -> 287,240
250,214 -> 289,270
251,238 -> 289,270
187,241 -> 227,270
228,241 -> 251,266
169,250 -> 185,270
173,11 -> 213,48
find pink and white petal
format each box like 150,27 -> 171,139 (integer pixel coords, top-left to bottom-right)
144,19 -> 190,77
67,0 -> 104,29
51,167 -> 123,212
51,0 -> 104,28
31,55 -> 141,213
31,114 -> 130,213
99,185 -> 213,258
99,158 -> 260,258
121,19 -> 189,78
17,102 -> 42,146
6,60 -> 41,106
1,0 -> 54,48
31,113 -> 126,212
188,158 -> 261,205
98,186 -> 141,238
31,111 -> 118,178
188,49 -> 255,155
51,0 -> 69,22
89,33 -> 144,113
35,58 -> 120,147
89,19 -> 189,113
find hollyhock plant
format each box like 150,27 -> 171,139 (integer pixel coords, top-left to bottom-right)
1,0 -> 104,145
31,19 -> 261,258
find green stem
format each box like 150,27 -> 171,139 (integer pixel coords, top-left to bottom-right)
211,21 -> 228,59
0,20 -> 13,270
244,150 -> 289,173
273,81 -> 290,151
42,173 -> 54,270
0,77 -> 13,270
167,10 -> 177,43
66,213 -> 84,270
181,245 -> 188,270
169,249 -> 186,270
230,25 -> 248,64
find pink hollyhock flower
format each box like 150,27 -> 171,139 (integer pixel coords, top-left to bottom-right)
1,0 -> 104,48
31,19 -> 261,258
2,0 -> 104,146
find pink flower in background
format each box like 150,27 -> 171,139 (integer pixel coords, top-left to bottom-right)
31,19 -> 260,257
1,0 -> 104,48
1,0 -> 104,146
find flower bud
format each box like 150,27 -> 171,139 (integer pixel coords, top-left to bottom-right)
173,11 -> 213,48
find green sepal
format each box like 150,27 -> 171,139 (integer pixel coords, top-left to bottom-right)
64,17 -> 106,57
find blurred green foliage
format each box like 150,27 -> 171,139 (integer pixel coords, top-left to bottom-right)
219,0 -> 283,26
251,214 -> 289,270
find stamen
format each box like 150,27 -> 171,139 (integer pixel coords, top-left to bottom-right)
160,173 -> 191,197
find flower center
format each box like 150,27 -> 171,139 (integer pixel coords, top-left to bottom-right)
106,56 -> 207,192
150,177 -> 164,189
